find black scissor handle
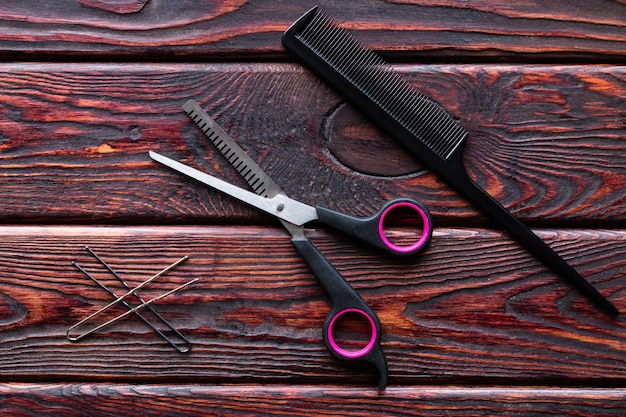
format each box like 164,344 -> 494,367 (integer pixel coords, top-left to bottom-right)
316,198 -> 433,256
291,237 -> 388,389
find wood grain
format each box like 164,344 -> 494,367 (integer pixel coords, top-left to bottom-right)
78,0 -> 152,15
1,0 -> 625,413
1,384 -> 626,417
0,64 -> 624,227
0,225 -> 623,385
0,1 -> 624,62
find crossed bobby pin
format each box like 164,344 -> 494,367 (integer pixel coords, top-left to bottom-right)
66,246 -> 197,353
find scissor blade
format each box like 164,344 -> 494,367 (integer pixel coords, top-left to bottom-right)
184,100 -> 284,199
149,151 -> 317,227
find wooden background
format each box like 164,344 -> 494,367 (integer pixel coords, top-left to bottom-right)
0,0 -> 625,415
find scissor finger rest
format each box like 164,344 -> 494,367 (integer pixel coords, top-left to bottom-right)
291,237 -> 388,389
316,198 -> 433,256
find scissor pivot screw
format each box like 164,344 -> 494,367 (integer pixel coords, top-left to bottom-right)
276,203 -> 285,211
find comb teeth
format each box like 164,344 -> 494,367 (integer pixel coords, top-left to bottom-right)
293,9 -> 468,160
183,104 -> 270,197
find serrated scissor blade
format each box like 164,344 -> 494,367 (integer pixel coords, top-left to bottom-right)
182,100 -> 317,235
184,100 -> 283,199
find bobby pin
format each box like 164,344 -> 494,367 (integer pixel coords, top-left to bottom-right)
67,277 -> 198,343
80,246 -> 193,353
71,255 -> 192,353
67,254 -> 195,347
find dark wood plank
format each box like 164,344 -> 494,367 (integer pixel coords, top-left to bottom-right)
0,64 -> 624,227
1,0 -> 623,414
0,225 -> 623,385
0,1 -> 624,62
2,384 -> 626,417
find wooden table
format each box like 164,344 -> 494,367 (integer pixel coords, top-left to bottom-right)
0,1 -> 625,415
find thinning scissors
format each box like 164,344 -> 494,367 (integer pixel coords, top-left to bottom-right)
149,100 -> 433,389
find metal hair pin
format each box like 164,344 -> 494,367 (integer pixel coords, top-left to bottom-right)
67,248 -> 196,352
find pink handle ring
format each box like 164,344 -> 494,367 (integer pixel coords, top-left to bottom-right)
327,308 -> 377,359
378,201 -> 431,253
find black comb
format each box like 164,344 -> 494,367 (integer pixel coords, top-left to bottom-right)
282,7 -> 618,316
